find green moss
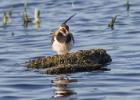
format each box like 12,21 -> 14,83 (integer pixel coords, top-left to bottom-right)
42,64 -> 110,74
26,49 -> 112,74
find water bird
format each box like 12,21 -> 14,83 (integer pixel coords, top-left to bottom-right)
2,12 -> 8,25
51,13 -> 76,55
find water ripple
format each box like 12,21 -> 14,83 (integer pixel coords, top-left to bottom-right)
0,0 -> 140,100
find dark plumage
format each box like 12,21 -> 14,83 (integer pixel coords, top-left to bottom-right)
56,32 -> 67,43
56,32 -> 74,43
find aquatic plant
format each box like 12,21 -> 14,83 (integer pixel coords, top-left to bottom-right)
33,8 -> 40,24
23,11 -> 29,27
33,8 -> 40,29
126,0 -> 130,11
2,12 -> 8,25
23,0 -> 30,27
108,15 -> 117,30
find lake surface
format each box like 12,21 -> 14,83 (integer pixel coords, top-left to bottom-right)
0,0 -> 140,100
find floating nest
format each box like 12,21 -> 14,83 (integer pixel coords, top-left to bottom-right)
26,49 -> 112,74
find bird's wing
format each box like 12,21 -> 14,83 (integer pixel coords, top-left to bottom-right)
51,32 -> 55,44
66,33 -> 74,43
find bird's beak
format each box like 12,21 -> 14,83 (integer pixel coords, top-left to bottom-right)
62,13 -> 77,25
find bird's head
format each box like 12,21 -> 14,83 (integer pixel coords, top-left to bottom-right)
57,13 -> 76,35
58,23 -> 69,35
53,13 -> 76,40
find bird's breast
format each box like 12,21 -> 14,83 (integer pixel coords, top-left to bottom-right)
56,32 -> 73,43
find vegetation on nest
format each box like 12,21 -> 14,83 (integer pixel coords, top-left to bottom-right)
26,49 -> 112,74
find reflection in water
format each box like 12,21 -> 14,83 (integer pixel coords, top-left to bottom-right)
52,76 -> 77,98
34,23 -> 40,30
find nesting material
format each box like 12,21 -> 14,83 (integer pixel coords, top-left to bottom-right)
26,49 -> 112,74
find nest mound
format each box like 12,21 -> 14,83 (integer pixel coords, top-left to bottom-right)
26,49 -> 112,74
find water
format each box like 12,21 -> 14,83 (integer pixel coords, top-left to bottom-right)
0,0 -> 140,99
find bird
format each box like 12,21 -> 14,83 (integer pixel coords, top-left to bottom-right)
51,14 -> 76,55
